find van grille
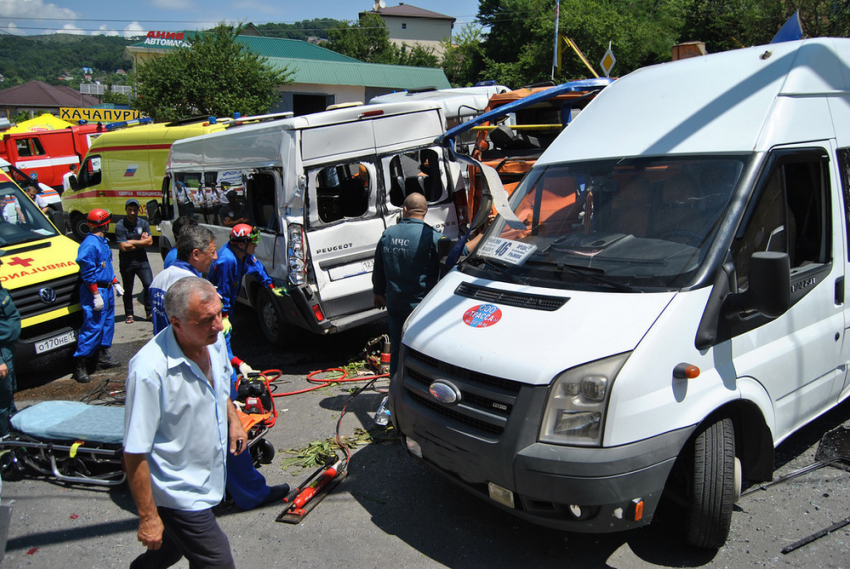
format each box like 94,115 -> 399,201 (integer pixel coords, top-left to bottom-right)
9,273 -> 80,322
403,349 -> 523,439
454,282 -> 568,311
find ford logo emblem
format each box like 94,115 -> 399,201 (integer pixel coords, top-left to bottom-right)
38,287 -> 56,304
429,380 -> 461,405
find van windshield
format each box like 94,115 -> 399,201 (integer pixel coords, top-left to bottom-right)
0,182 -> 60,245
463,156 -> 745,290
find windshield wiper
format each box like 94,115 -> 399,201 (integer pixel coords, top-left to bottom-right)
466,256 -> 527,285
554,262 -> 639,293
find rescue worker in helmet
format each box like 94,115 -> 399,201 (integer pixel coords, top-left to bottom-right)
72,209 -> 123,383
207,224 -> 285,357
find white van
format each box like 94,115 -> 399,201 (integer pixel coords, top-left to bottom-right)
156,101 -> 465,344
390,37 -> 850,548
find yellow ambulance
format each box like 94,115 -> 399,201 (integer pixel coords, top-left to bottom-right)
62,116 -> 232,239
0,168 -> 82,363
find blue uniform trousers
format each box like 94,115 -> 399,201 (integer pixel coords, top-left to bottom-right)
73,285 -> 114,358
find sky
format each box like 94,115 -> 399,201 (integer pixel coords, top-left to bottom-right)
0,0 -> 483,38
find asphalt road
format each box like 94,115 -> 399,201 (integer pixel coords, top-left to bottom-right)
2,241 -> 850,568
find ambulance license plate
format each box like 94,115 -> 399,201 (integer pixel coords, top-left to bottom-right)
35,330 -> 77,354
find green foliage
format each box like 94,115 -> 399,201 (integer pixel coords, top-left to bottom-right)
101,81 -> 130,106
325,14 -> 439,68
0,34 -> 131,86
478,0 -> 686,87
133,23 -> 293,122
11,111 -> 30,124
255,19 -> 342,40
442,24 -> 487,86
326,13 -> 397,63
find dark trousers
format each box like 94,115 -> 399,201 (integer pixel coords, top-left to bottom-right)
129,507 -> 235,569
0,363 -> 16,437
120,262 -> 153,317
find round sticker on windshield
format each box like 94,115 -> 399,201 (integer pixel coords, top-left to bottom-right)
463,304 -> 502,328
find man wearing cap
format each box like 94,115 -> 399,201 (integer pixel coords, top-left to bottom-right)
218,190 -> 250,228
116,198 -> 153,324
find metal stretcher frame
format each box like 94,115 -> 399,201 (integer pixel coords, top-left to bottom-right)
1,401 -> 125,487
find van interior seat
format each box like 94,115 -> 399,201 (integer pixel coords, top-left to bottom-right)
652,172 -> 701,238
605,175 -> 652,237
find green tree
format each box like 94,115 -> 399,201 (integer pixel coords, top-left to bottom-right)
326,13 -> 396,63
102,80 -> 130,106
441,24 -> 487,87
393,43 -> 440,67
133,24 -> 292,122
478,0 -> 686,86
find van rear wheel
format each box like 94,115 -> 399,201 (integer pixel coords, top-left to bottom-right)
256,291 -> 287,347
686,416 -> 737,549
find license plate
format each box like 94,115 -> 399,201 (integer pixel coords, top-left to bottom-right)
35,330 -> 77,354
328,260 -> 374,281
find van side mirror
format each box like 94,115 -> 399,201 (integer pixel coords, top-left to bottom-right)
727,252 -> 791,318
69,175 -> 79,191
146,199 -> 161,225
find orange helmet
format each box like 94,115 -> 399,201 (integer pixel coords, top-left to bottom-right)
87,208 -> 111,229
230,223 -> 259,244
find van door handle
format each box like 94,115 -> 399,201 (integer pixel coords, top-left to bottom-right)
836,276 -> 845,305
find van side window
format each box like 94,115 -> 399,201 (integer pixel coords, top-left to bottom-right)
384,148 -> 446,208
732,152 -> 830,291
314,162 -> 371,223
76,156 -> 102,190
248,172 -> 277,231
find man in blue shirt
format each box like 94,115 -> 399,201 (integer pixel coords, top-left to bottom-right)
73,209 -> 123,384
124,277 -> 247,568
150,226 -> 217,335
207,224 -> 283,354
151,226 -> 288,510
115,198 -> 153,324
372,193 -> 449,377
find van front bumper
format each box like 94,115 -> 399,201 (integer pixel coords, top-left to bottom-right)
390,347 -> 696,533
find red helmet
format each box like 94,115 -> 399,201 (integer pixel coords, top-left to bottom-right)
230,223 -> 259,244
87,208 -> 111,229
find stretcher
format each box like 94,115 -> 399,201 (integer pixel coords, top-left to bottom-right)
0,401 -> 125,486
0,398 -> 277,486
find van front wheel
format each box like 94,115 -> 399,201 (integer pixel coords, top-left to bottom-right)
71,213 -> 90,241
687,416 -> 737,549
256,291 -> 287,347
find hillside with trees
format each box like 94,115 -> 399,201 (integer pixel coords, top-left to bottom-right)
0,34 -> 133,87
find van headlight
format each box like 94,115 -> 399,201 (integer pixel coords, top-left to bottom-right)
539,352 -> 631,447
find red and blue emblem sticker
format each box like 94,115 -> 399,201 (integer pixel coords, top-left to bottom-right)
462,304 -> 502,328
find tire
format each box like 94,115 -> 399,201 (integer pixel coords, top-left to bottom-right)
687,416 -> 737,549
256,291 -> 286,347
71,213 -> 90,241
252,438 -> 275,466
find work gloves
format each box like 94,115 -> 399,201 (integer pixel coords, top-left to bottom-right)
222,316 -> 232,335
238,361 -> 253,378
114,283 -> 124,296
93,293 -> 104,312
269,285 -> 287,297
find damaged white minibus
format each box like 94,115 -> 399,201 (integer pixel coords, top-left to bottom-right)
390,37 -> 850,548
154,101 -> 465,344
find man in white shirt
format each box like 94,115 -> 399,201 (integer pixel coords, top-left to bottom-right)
62,164 -> 77,193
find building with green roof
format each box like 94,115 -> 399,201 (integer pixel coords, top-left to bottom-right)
124,26 -> 450,115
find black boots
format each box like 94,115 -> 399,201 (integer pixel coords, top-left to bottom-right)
95,348 -> 121,370
72,357 -> 90,384
74,349 -> 120,383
